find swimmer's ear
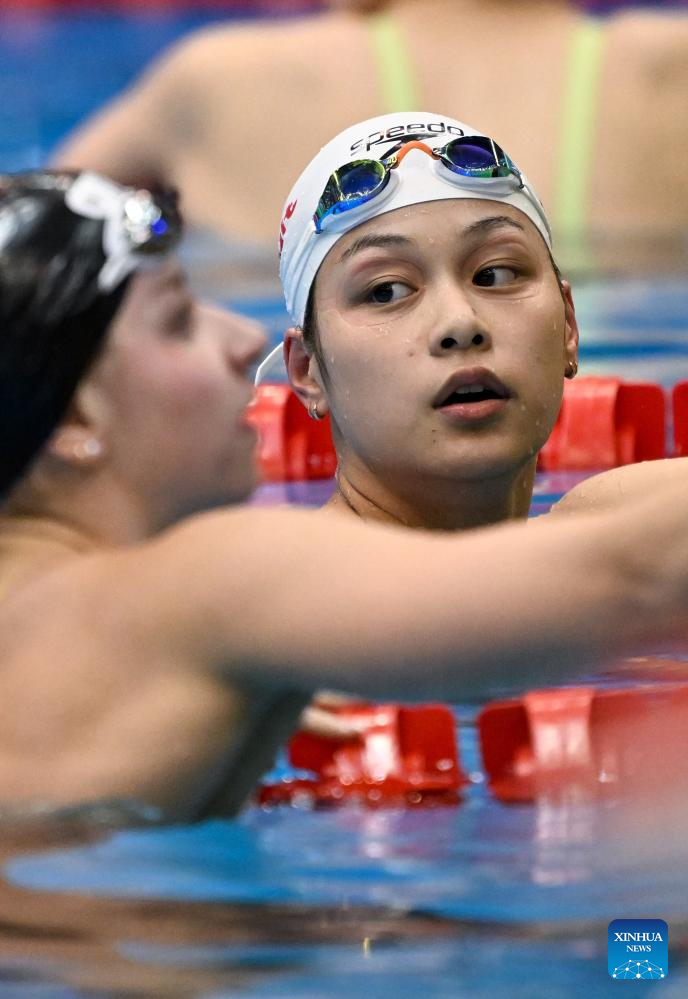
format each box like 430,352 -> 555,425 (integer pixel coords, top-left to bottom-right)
47,424 -> 105,469
560,280 -> 580,376
284,327 -> 328,415
44,390 -> 107,469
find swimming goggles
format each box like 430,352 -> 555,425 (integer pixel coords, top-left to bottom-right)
63,171 -> 181,291
313,136 -> 524,234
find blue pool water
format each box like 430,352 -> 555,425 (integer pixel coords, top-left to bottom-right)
2,7 -> 688,998
6,735 -> 688,997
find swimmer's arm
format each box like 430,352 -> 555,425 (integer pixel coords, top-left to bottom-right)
52,74 -> 170,187
549,459 -> 688,518
51,29 -> 215,186
108,494 -> 688,703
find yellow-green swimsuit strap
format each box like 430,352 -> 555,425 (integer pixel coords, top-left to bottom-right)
553,17 -> 606,245
368,12 -> 604,246
367,10 -> 419,112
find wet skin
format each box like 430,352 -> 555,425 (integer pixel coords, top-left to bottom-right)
290,199 -> 578,529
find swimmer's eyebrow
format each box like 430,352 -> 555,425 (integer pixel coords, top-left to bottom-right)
337,218 -> 527,263
463,216 -> 526,239
338,233 -> 415,263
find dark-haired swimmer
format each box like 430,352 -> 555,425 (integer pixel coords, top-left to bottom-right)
3,172 -> 688,822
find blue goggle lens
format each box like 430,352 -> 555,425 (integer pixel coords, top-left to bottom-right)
446,141 -> 497,171
441,137 -> 519,182
336,160 -> 386,199
314,159 -> 387,231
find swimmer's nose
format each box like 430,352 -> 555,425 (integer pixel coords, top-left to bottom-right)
427,283 -> 492,357
227,314 -> 268,376
198,303 -> 267,376
432,327 -> 491,354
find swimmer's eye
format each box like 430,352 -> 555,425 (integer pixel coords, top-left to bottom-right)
166,303 -> 194,337
366,281 -> 414,305
473,266 -> 519,288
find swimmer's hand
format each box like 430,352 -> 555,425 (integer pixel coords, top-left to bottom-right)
298,690 -> 372,740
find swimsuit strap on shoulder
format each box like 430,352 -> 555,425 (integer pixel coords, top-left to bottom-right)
554,16 -> 606,249
367,10 -> 419,113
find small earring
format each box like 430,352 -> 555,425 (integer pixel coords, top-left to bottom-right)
308,400 -> 324,421
75,437 -> 103,460
565,359 -> 578,380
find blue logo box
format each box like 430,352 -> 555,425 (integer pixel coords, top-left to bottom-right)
608,919 -> 668,979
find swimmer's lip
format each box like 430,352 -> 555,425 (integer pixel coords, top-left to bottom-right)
240,390 -> 262,430
433,368 -> 510,408
241,396 -> 260,431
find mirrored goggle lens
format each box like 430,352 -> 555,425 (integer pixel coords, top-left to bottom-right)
314,160 -> 388,231
334,159 -> 387,201
123,191 -> 181,254
442,138 -> 511,177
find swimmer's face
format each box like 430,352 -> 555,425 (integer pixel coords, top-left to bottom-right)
298,200 -> 577,486
82,262 -> 265,524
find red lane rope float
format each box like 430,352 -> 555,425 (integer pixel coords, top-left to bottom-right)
478,676 -> 688,803
251,376 -> 669,483
538,376 -> 666,470
259,703 -> 466,807
673,381 -> 688,457
247,385 -> 336,482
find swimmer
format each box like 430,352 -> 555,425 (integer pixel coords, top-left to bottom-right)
4,171 -> 688,823
268,109 -> 688,532
53,0 -> 688,271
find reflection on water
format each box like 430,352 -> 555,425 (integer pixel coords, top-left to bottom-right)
0,810 -> 470,998
4,715 -> 688,997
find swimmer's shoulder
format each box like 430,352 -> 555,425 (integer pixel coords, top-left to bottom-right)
0,508 -> 288,705
589,9 -> 688,231
150,9 -> 369,80
605,9 -> 688,88
136,10 -> 377,157
547,458 -> 688,519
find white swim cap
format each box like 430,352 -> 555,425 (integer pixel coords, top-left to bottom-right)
256,111 -> 552,385
281,110 -> 551,323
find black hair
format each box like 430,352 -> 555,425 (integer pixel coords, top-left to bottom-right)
301,284 -> 324,363
0,171 -> 181,496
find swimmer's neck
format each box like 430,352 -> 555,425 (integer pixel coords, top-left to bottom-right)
0,473 -> 185,554
0,512 -> 108,556
328,463 -> 536,531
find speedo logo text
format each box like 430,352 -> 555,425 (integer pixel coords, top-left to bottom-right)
350,122 -> 466,154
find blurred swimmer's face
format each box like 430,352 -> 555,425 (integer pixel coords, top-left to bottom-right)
293,200 -> 577,485
83,263 -> 265,522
